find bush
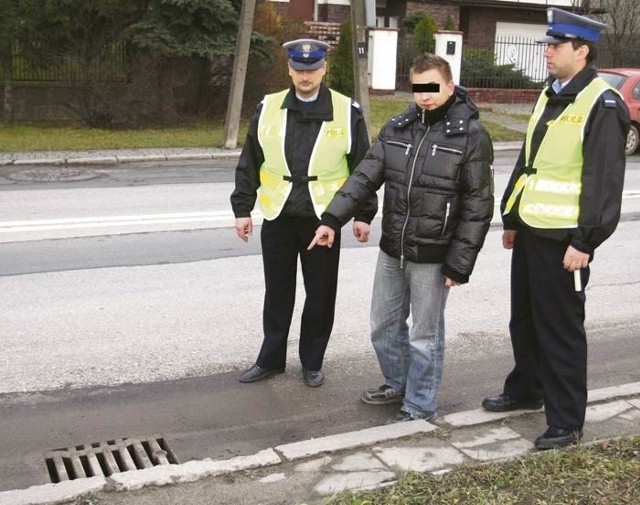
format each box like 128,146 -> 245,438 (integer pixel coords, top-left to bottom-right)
327,19 -> 353,96
401,11 -> 428,33
461,49 -> 540,89
444,14 -> 456,31
413,16 -> 437,54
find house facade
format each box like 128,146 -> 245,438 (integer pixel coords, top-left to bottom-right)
269,0 -> 584,47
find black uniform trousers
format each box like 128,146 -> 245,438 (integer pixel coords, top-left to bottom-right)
256,216 -> 341,372
503,228 -> 590,431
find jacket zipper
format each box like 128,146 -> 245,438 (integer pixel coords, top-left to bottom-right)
387,140 -> 413,155
400,119 -> 430,269
431,144 -> 463,156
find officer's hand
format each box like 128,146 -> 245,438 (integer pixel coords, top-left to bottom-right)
353,221 -> 370,243
563,245 -> 589,272
308,225 -> 335,249
445,277 -> 460,287
502,230 -> 517,250
235,217 -> 253,242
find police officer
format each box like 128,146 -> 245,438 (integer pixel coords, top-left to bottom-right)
482,8 -> 630,449
230,39 -> 377,387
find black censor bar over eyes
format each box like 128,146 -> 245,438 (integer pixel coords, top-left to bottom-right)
412,83 -> 440,93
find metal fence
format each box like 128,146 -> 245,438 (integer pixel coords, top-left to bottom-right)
0,41 -> 128,82
492,36 -> 547,83
397,35 -> 640,90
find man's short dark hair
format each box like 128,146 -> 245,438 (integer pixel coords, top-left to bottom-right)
572,40 -> 597,63
410,53 -> 453,82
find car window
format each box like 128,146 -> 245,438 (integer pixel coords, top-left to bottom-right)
598,72 -> 627,90
633,82 -> 640,101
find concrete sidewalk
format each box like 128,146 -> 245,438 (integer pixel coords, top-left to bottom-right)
1,382 -> 638,505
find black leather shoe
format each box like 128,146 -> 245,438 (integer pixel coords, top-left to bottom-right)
535,426 -> 582,450
239,364 -> 284,383
302,369 -> 324,387
481,393 -> 544,412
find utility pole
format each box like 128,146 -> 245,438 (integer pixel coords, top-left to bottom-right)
223,0 -> 257,149
350,0 -> 370,124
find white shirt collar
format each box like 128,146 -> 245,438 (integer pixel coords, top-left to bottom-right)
552,78 -> 572,94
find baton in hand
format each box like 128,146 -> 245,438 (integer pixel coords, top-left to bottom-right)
574,269 -> 582,292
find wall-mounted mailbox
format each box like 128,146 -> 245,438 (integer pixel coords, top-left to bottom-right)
434,31 -> 463,83
447,41 -> 456,55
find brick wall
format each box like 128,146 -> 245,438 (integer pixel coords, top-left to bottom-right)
269,1 -> 288,18
317,4 -> 350,23
461,6 -> 546,49
304,21 -> 341,47
405,1 -> 460,30
466,88 -> 540,104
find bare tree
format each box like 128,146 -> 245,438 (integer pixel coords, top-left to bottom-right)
594,0 -> 640,66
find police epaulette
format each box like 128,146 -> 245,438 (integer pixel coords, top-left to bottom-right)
602,91 -> 618,109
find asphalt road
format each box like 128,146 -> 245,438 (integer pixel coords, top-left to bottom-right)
0,153 -> 639,492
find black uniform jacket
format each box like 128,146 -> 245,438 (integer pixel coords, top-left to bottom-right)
321,87 -> 495,284
501,66 -> 630,256
230,84 -> 377,223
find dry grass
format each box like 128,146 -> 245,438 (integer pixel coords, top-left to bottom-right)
325,436 -> 640,505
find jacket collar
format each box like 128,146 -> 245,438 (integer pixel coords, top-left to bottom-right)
281,83 -> 333,120
390,87 -> 480,137
545,65 -> 598,104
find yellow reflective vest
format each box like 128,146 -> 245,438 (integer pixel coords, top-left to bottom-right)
504,77 -> 616,229
256,89 -> 351,220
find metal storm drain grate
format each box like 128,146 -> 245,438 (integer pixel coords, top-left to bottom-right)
45,436 -> 179,483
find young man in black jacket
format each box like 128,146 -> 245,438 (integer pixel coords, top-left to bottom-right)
231,39 -> 377,387
309,53 -> 494,422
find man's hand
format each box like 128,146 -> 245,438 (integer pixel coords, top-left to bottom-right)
502,230 -> 517,250
445,277 -> 460,287
308,225 -> 335,249
235,217 -> 253,242
353,221 -> 370,243
563,245 -> 589,272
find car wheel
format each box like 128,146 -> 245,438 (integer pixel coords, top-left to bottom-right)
626,124 -> 639,155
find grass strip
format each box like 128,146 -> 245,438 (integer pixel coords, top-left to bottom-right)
0,97 -> 525,153
325,435 -> 640,505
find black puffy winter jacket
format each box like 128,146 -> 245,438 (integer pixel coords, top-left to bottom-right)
321,87 -> 494,284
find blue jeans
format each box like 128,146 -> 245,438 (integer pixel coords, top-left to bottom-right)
370,251 -> 450,417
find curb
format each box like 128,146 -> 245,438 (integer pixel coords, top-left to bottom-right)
1,381 -> 638,505
0,150 -> 243,168
0,144 -> 522,168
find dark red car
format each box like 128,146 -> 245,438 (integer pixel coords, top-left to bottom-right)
598,68 -> 640,155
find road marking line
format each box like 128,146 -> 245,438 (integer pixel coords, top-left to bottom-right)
0,211 -> 237,233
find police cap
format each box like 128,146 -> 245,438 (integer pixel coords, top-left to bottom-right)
537,7 -> 606,44
283,38 -> 330,71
